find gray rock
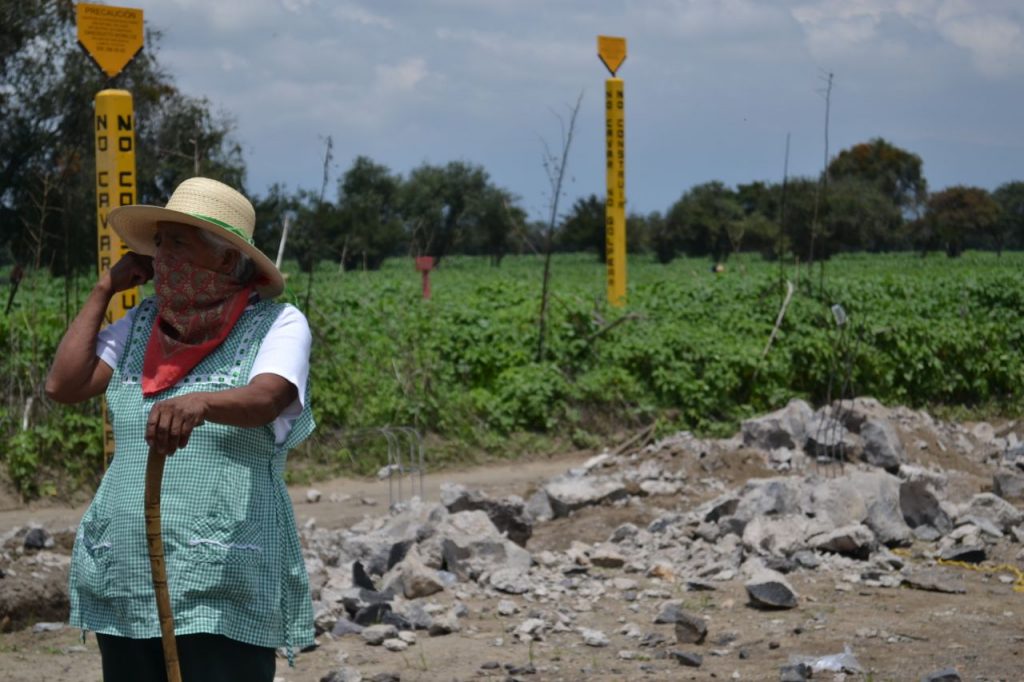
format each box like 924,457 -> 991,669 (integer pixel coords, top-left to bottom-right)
23,528 -> 50,550
779,662 -> 811,682
741,399 -> 813,450
430,511 -> 531,581
734,478 -> 804,522
369,674 -> 401,682
745,567 -> 798,609
921,668 -> 962,682
427,610 -> 461,636
391,601 -> 432,631
319,667 -> 363,682
673,613 -> 708,644
939,543 -> 986,563
654,602 -> 687,624
489,567 -> 531,595
671,650 -> 703,668
810,523 -> 877,560
382,638 -> 408,652
331,618 -> 365,637
543,474 -> 629,518
958,493 -> 1023,532
31,622 -> 64,633
590,543 -> 626,568
993,469 -> 1024,502
860,418 -> 906,471
901,480 -> 953,535
440,483 -> 532,546
610,523 -> 639,543
580,627 -> 609,647
525,489 -> 554,523
361,624 -> 398,645
383,547 -> 445,600
901,570 -> 966,594
805,414 -> 859,460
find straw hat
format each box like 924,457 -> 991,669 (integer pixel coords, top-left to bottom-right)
107,177 -> 284,298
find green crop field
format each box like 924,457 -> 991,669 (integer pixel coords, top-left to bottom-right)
4,251 -> 1024,498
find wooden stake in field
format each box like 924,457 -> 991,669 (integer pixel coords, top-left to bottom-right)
144,447 -> 182,682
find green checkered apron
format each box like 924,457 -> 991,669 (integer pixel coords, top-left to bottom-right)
69,297 -> 315,660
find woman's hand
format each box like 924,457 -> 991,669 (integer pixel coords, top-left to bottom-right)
104,252 -> 153,294
146,393 -> 209,456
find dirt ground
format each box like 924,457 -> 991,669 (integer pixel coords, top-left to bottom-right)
2,447 -> 1023,682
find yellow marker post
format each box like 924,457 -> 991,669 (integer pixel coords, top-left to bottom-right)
94,90 -> 140,465
598,36 -> 627,307
78,3 -> 143,467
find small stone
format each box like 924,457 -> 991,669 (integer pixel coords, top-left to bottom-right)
397,631 -> 416,644
31,622 -> 64,633
674,613 -> 708,645
591,544 -> 626,568
580,628 -> 609,647
921,668 -> 962,682
331,618 -> 365,637
361,624 -> 398,646
505,663 -> 536,675
497,599 -> 519,616
319,667 -> 363,682
23,528 -> 50,550
369,674 -> 400,682
382,638 -> 408,652
745,570 -> 798,609
618,650 -> 638,660
480,661 -> 500,670
671,651 -> 703,668
427,611 -> 460,637
779,662 -> 810,682
306,489 -> 322,503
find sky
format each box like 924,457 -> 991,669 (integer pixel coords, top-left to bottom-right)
127,0 -> 1024,220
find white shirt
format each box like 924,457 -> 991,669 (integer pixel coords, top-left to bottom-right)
96,302 -> 311,444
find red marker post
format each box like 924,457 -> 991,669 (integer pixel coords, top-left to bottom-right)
415,256 -> 435,299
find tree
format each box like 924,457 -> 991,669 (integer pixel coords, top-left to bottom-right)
826,177 -> 904,252
401,160 -> 489,263
925,186 -> 1000,258
663,181 -> 742,262
993,181 -> 1024,252
469,186 -> 525,267
556,194 -> 604,258
828,138 -> 927,217
335,156 -> 404,270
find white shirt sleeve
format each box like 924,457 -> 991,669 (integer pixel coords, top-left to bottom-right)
250,304 -> 312,444
95,306 -> 139,370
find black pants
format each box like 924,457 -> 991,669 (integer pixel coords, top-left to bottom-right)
96,633 -> 276,682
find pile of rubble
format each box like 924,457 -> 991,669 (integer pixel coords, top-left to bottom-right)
303,398 -> 1023,680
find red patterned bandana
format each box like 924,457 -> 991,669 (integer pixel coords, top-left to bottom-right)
141,254 -> 252,397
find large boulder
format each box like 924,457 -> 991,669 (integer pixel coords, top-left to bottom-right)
860,419 -> 907,471
957,493 -> 1023,532
543,474 -> 629,518
741,399 -> 813,450
440,483 -> 532,546
420,510 -> 532,581
900,479 -> 953,536
993,469 -> 1024,502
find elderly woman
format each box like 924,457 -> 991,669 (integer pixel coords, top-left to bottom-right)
46,178 -> 314,682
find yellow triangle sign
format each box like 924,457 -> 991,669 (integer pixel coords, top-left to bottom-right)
597,36 -> 627,76
76,3 -> 144,79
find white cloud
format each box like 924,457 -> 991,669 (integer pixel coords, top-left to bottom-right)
331,3 -> 395,29
791,0 -> 1024,77
374,58 -> 429,93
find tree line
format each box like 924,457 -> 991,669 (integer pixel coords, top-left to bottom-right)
3,1 -> 1023,279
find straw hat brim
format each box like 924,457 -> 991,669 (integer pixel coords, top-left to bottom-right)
107,205 -> 285,299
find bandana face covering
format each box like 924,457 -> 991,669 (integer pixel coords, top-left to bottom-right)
141,253 -> 252,397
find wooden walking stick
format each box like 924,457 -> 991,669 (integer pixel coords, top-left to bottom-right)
145,446 -> 183,682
